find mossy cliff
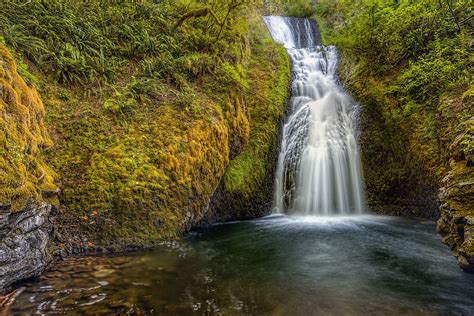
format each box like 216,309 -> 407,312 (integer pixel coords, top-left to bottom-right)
202,37 -> 290,224
0,43 -> 56,211
0,43 -> 56,291
437,115 -> 474,272
314,0 -> 473,271
0,1 -> 290,253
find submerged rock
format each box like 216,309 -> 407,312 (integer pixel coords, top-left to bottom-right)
0,203 -> 52,291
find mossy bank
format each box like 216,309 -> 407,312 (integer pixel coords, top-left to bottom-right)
0,0 -> 290,290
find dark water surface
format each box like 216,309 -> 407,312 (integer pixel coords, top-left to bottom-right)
12,215 -> 474,315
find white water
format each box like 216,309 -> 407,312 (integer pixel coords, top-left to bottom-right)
264,16 -> 365,215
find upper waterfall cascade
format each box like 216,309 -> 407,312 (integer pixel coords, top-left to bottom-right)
264,16 -> 365,215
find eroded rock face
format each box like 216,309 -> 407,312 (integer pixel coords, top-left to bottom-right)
0,203 -> 52,292
437,117 -> 474,273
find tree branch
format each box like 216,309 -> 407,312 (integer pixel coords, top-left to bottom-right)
174,7 -> 219,29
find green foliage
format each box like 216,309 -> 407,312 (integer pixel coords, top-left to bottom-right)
103,77 -> 168,114
224,35 -> 290,200
317,0 -> 472,73
0,0 -> 255,89
264,0 -> 317,17
216,62 -> 250,90
315,0 -> 473,216
53,43 -> 93,84
0,0 -> 293,247
391,35 -> 470,104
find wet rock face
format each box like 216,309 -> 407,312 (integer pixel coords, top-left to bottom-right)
0,203 -> 52,292
438,210 -> 474,272
437,119 -> 474,273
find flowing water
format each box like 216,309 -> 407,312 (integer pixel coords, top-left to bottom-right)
264,16 -> 364,215
11,216 -> 474,315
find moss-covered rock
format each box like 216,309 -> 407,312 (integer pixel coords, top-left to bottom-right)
336,54 -> 442,218
202,36 -> 290,224
0,44 -> 56,292
437,115 -> 474,272
0,1 -> 292,253
3,13 -> 285,253
0,43 -> 57,211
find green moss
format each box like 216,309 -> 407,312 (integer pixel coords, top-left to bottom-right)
47,85 -> 233,246
0,1 -> 294,248
224,41 -> 290,201
264,0 -> 317,17
314,0 -> 472,217
0,44 -> 57,211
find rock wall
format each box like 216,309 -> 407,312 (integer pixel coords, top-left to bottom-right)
202,39 -> 290,225
313,0 -> 472,272
0,203 -> 52,291
336,53 -> 441,219
437,117 -> 474,272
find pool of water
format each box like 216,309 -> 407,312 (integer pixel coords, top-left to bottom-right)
11,215 -> 474,315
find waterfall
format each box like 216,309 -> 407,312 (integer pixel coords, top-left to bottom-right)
264,16 -> 365,215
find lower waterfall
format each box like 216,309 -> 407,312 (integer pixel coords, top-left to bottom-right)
264,16 -> 365,215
